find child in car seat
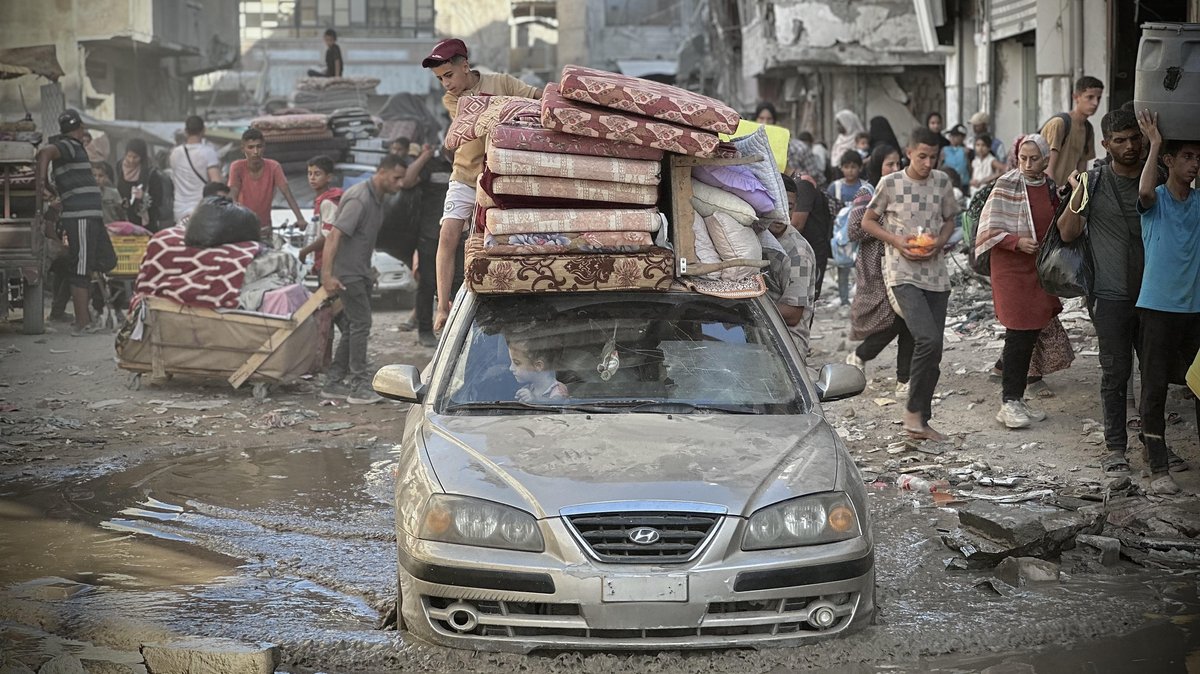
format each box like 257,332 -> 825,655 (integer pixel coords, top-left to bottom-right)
507,340 -> 569,403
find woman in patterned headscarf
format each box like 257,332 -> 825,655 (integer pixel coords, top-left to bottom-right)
975,133 -> 1069,430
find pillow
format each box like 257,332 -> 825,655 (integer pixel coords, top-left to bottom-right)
445,95 -> 541,150
688,211 -> 721,279
729,127 -> 789,225
692,164 -> 775,216
704,211 -> 762,281
690,179 -> 756,227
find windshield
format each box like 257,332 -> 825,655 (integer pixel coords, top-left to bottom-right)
439,293 -> 808,415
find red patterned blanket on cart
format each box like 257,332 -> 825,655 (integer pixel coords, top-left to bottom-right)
134,226 -> 262,310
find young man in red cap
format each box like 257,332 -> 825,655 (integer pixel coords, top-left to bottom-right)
423,38 -> 541,333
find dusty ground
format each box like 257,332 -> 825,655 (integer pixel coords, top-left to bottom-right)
1,269 -> 1199,673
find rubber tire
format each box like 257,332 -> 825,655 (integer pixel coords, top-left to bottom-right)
22,279 -> 44,335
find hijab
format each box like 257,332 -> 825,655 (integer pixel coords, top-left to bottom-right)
831,110 -> 865,165
868,116 -> 901,154
975,132 -> 1054,259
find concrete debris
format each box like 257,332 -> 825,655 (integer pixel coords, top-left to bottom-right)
37,655 -> 86,674
251,409 -> 318,429
309,422 -> 354,432
147,399 -> 230,411
86,399 -> 127,410
994,556 -> 1060,586
141,638 -> 280,674
974,577 -> 1018,597
0,662 -> 36,674
1075,534 -> 1122,566
943,501 -> 1103,569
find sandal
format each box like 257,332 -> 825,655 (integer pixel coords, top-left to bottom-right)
1127,416 -> 1142,431
904,425 -> 947,442
1167,412 -> 1183,425
1101,450 -> 1131,476
1150,474 -> 1182,496
1026,379 -> 1055,399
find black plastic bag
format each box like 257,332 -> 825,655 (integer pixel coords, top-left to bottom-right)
1037,197 -> 1094,298
184,196 -> 261,248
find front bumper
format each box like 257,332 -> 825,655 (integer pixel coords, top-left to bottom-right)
397,517 -> 874,652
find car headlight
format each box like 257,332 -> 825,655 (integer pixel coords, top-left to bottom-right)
742,492 -> 862,550
418,494 -> 544,552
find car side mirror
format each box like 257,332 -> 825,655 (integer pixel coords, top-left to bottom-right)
816,363 -> 866,402
373,364 -> 424,403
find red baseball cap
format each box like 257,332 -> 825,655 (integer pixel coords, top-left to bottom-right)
422,38 -> 468,68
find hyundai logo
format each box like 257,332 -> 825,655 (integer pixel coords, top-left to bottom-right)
628,527 -> 661,545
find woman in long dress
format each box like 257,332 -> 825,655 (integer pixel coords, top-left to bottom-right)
974,134 -> 1065,429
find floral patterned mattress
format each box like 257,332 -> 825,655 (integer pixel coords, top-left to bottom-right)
484,207 -> 663,235
559,65 -> 741,134
540,83 -> 722,158
465,233 -> 674,294
483,230 -> 655,256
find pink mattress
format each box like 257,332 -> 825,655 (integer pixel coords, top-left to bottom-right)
540,83 -> 722,158
485,207 -> 663,236
559,65 -> 741,135
483,230 -> 655,256
486,173 -> 658,207
445,95 -> 541,150
487,145 -> 661,185
489,122 -> 665,161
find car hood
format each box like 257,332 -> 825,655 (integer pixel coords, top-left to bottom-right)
420,413 -> 840,518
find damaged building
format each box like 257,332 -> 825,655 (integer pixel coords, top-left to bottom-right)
685,0 -> 946,147
0,0 -> 239,123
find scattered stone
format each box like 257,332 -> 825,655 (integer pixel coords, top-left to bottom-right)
0,661 -> 36,674
148,399 -> 229,411
309,422 -> 354,433
873,398 -> 896,407
995,556 -> 1060,586
1107,476 -> 1132,491
141,638 -> 280,674
943,501 -> 1103,569
1076,534 -> 1122,566
37,655 -> 86,674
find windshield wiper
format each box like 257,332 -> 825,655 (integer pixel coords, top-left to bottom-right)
444,401 -> 620,414
574,400 -> 760,414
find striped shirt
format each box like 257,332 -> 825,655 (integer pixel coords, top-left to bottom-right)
52,137 -> 102,219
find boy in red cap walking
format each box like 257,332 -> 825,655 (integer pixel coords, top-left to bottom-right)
422,39 -> 541,333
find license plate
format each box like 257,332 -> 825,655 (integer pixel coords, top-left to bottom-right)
601,574 -> 688,603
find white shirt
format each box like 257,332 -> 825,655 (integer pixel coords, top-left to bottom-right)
169,141 -> 221,221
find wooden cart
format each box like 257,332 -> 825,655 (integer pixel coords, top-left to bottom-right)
115,287 -> 336,400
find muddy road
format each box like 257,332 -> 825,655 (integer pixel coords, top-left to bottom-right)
2,294 -> 1200,673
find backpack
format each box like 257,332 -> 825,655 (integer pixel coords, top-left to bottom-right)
961,181 -> 997,275
1040,112 -> 1094,164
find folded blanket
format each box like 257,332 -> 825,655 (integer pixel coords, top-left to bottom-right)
486,173 -> 658,206
540,83 -> 722,158
251,114 -> 329,131
559,65 -> 741,135
484,229 -> 655,256
465,234 -> 674,294
134,226 -> 262,310
480,168 -> 649,210
485,207 -> 662,235
487,144 -> 661,185
490,122 -> 665,161
239,249 -> 304,311
445,95 -> 541,150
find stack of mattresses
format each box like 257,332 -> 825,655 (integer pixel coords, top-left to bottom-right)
252,113 -> 348,176
449,65 -> 781,296
291,76 -> 379,114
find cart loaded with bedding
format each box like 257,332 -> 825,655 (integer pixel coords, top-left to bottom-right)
115,198 -> 337,399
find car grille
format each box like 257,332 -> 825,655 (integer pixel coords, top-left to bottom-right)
563,511 -> 721,563
422,592 -> 859,640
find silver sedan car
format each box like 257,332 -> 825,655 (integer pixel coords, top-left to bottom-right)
374,290 -> 872,652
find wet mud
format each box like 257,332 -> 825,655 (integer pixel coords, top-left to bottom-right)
2,442 -> 1198,673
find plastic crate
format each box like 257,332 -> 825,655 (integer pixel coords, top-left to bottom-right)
110,235 -> 150,276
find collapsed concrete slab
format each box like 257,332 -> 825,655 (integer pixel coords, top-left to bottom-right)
36,656 -> 86,674
140,638 -> 279,674
994,557 -> 1060,586
942,501 -> 1104,569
